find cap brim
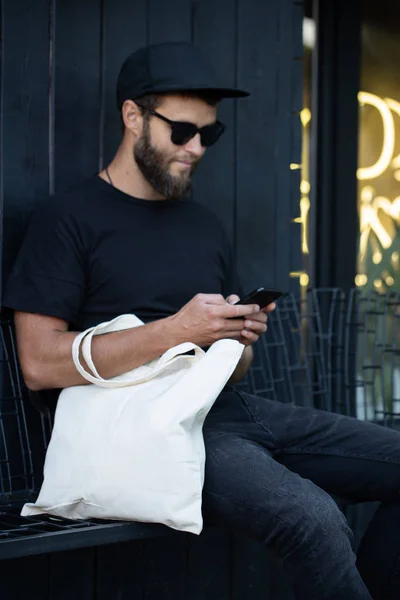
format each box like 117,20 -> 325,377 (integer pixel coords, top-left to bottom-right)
136,84 -> 250,99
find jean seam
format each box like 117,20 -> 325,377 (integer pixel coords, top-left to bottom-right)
280,447 -> 400,465
234,390 -> 279,449
206,488 -> 325,597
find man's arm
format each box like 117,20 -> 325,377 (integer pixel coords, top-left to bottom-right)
15,311 -> 182,391
15,294 -> 260,391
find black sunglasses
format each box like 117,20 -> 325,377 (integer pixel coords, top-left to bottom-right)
136,103 -> 226,147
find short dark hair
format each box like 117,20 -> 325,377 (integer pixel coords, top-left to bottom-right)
120,90 -> 222,132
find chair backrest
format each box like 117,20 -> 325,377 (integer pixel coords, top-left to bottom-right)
0,314 -> 52,506
239,288 -> 400,428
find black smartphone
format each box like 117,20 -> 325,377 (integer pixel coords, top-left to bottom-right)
234,287 -> 283,309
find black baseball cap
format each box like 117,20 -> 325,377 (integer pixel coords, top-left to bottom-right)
116,42 -> 249,109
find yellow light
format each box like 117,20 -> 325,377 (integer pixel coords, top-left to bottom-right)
374,278 -> 383,289
300,108 -> 311,128
300,197 -> 310,254
392,251 -> 399,265
300,273 -> 309,287
355,274 -> 368,287
373,251 -> 382,264
394,170 -> 400,182
359,186 -> 396,262
357,92 -> 395,180
290,163 -> 301,170
300,180 -> 310,194
386,276 -> 395,286
385,98 -> 400,176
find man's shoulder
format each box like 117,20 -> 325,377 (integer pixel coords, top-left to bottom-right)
35,176 -> 101,220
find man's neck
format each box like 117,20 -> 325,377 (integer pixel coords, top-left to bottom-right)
99,142 -> 165,201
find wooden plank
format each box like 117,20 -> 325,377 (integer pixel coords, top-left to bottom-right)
191,0 -> 237,248
291,59 -> 304,115
236,0 -> 279,292
96,540 -> 145,599
292,2 -> 305,59
231,536 -> 271,600
186,529 -> 231,600
0,555 -> 49,600
48,547 -> 95,600
274,0 -> 296,291
267,553 -> 295,600
54,0 -> 101,192
147,0 -> 192,44
2,0 -> 50,281
101,0 -> 147,167
142,536 -> 187,599
0,0 -> 3,304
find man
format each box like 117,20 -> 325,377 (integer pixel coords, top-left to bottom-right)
4,42 -> 400,600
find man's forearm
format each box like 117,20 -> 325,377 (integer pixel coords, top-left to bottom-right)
17,314 -> 183,391
229,345 -> 254,384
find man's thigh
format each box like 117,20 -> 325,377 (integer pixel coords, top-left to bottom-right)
235,390 -> 400,503
202,429 -> 346,539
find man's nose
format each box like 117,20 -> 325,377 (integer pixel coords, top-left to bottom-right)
184,133 -> 205,157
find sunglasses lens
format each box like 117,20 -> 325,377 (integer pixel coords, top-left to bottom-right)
171,123 -> 198,146
200,123 -> 225,147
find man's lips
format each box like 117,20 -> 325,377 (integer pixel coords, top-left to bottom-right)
175,160 -> 194,167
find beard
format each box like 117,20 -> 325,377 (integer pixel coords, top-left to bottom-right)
134,120 -> 198,199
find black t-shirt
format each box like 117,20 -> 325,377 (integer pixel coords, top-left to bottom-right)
4,176 -> 240,329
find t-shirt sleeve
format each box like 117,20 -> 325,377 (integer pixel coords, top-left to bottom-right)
3,200 -> 86,323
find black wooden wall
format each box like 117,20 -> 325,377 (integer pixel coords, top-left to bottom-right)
0,0 -> 303,598
1,0 -> 303,298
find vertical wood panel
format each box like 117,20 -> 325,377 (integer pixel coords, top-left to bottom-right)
0,555 -> 49,600
54,0 -> 101,191
147,0 -> 192,44
191,0 -> 237,248
186,529 -> 231,600
2,0 -> 50,282
236,0 -> 279,292
231,535 -> 271,599
0,0 -> 3,304
274,0 -> 303,294
142,536 -> 187,599
49,548 -> 95,600
96,541 -> 145,599
102,0 -> 147,167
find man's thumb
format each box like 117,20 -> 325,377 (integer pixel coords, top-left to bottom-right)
226,294 -> 241,305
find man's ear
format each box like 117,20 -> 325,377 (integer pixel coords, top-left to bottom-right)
121,100 -> 143,137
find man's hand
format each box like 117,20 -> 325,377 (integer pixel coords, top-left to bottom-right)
226,294 -> 276,346
170,293 -> 261,347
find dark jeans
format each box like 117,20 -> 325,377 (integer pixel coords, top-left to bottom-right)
202,389 -> 400,600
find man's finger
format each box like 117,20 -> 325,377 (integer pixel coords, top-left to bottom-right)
202,294 -> 230,305
261,302 -> 276,314
243,320 -> 267,335
245,312 -> 268,324
240,330 -> 259,344
226,294 -> 241,305
216,303 -> 260,318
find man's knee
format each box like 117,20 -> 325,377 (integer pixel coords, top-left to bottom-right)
261,489 -> 354,559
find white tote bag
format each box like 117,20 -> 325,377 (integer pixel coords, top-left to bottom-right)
22,314 -> 244,534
